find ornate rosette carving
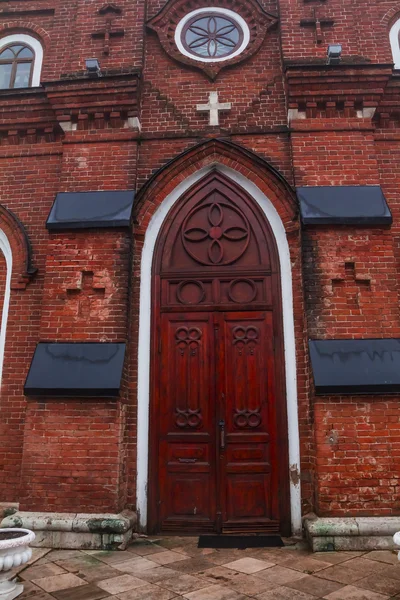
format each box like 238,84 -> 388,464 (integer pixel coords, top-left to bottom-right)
182,201 -> 250,266
147,0 -> 278,79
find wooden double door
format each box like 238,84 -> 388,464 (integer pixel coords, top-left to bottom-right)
149,172 -> 289,535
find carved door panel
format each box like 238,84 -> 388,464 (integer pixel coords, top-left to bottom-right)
156,312 -> 217,532
154,309 -> 279,533
217,311 -> 279,533
150,172 -> 290,535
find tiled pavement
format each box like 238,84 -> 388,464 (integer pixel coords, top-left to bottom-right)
16,537 -> 400,600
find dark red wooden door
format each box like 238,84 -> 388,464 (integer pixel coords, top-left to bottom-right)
149,172 -> 289,535
217,311 -> 279,533
157,312 -> 217,532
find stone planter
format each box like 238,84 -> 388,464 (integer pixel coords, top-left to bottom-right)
394,532 -> 400,561
0,528 -> 35,599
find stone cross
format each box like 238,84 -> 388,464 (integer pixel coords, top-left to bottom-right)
197,91 -> 232,126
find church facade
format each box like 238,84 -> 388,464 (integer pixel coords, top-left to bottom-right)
1,0 -> 400,548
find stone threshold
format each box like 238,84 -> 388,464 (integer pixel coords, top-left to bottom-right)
305,514 -> 400,552
0,510 -> 137,550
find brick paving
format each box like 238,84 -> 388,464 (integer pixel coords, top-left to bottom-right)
16,537 -> 400,600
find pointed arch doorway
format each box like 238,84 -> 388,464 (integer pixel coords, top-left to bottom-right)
148,171 -> 290,535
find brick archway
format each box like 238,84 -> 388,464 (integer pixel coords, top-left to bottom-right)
132,140 -> 305,536
149,169 -> 291,535
0,205 -> 36,386
134,139 -> 297,231
0,22 -> 50,49
0,204 -> 36,291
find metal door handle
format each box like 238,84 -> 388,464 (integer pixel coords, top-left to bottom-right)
219,419 -> 225,450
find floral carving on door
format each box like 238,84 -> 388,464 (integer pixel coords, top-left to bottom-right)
234,408 -> 262,428
182,201 -> 250,265
175,326 -> 202,355
175,408 -> 203,428
232,325 -> 259,355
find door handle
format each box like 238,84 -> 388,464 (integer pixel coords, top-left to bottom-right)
219,419 -> 225,450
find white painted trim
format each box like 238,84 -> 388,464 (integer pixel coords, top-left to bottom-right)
136,165 -> 302,536
390,18 -> 400,69
0,230 -> 12,387
0,34 -> 44,87
174,7 -> 250,63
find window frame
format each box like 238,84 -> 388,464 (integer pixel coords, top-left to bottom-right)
174,7 -> 250,64
181,12 -> 244,60
0,42 -> 35,89
0,33 -> 44,88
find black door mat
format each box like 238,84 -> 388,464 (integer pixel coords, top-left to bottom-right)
198,535 -> 284,549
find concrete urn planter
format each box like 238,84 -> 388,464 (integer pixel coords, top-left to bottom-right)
0,528 -> 35,599
394,532 -> 400,560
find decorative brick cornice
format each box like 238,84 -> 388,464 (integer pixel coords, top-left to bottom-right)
286,63 -> 392,120
43,71 -> 140,132
0,71 -> 141,144
375,74 -> 400,128
147,0 -> 277,79
0,87 -> 60,144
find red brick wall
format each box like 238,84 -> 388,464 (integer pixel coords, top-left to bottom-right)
59,139 -> 137,192
0,0 -> 400,525
315,400 -> 400,516
303,228 -> 400,340
279,0 -> 396,64
292,128 -> 380,187
0,0 -> 146,81
0,149 -> 60,504
40,231 -> 130,341
19,401 -> 125,512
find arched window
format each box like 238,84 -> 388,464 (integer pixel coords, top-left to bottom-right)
0,43 -> 34,89
0,34 -> 44,89
390,17 -> 400,69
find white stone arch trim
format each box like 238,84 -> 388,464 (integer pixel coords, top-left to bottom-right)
0,229 -> 12,387
136,164 -> 302,536
0,33 -> 44,87
390,18 -> 400,68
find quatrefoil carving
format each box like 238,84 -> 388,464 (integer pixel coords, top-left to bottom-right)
182,201 -> 250,266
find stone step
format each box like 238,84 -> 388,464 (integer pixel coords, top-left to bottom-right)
305,515 -> 400,552
0,510 -> 136,551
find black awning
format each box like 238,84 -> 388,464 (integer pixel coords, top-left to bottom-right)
46,190 -> 134,230
309,339 -> 400,395
24,342 -> 126,397
297,186 -> 392,225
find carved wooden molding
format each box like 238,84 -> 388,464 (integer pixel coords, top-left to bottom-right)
147,0 -> 277,79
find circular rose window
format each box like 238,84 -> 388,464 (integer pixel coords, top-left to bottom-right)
175,8 -> 250,63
